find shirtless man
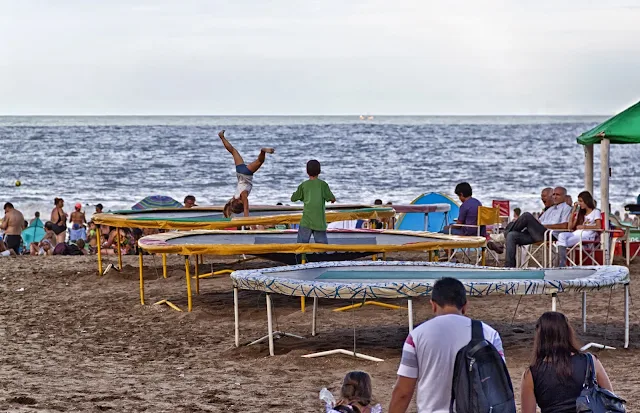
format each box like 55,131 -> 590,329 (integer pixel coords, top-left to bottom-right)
69,203 -> 87,241
1,203 -> 25,255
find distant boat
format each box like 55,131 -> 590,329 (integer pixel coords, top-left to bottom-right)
359,115 -> 374,120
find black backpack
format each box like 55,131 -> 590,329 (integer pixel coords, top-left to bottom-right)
450,320 -> 516,413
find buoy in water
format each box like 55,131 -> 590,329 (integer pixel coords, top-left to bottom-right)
15,180 -> 21,187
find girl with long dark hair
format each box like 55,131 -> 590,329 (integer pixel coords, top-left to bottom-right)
520,312 -> 613,413
557,190 -> 601,266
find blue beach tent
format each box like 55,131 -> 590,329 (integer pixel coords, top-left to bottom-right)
396,192 -> 460,232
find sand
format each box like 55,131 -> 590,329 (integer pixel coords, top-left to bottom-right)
0,252 -> 637,412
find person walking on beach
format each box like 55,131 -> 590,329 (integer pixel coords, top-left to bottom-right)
388,277 -> 506,413
1,202 -> 25,255
51,198 -> 68,244
219,130 -> 275,218
290,160 -> 336,243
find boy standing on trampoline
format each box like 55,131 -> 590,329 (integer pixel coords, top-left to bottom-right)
219,130 -> 275,217
291,160 -> 336,243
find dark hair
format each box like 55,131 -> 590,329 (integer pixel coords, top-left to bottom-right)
54,197 -> 63,206
307,160 -> 321,177
573,191 -> 597,229
514,207 -> 521,215
373,199 -> 383,205
45,221 -> 53,230
76,239 -> 85,248
184,195 -> 196,203
454,182 -> 472,198
531,312 -> 582,382
340,371 -> 372,407
96,203 -> 103,210
35,211 -> 40,217
3,202 -> 13,209
431,277 -> 467,309
223,199 -> 244,217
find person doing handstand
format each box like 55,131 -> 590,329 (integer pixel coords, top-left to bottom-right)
219,130 -> 275,217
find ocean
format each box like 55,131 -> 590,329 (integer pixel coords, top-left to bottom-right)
1,116 -> 638,221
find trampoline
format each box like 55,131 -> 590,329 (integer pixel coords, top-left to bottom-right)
135,229 -> 486,312
92,205 -> 396,276
230,261 -> 630,356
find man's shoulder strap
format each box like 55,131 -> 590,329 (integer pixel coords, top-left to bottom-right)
471,319 -> 485,341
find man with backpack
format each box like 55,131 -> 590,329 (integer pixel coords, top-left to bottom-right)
388,277 -> 515,413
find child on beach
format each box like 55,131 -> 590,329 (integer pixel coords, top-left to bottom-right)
219,130 -> 275,218
291,160 -> 335,243
319,371 -> 382,413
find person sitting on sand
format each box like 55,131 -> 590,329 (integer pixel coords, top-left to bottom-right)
320,371 -> 382,413
219,130 -> 275,218
30,221 -> 57,256
69,203 -> 87,242
183,195 -> 197,208
102,228 -> 135,255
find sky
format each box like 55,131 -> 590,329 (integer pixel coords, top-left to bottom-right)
1,0 -> 640,115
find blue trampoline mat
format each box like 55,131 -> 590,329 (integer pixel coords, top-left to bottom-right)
316,270 -> 546,280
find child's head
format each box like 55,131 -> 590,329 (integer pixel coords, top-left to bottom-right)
76,239 -> 86,249
307,160 -> 321,177
223,198 -> 244,218
44,221 -> 54,232
340,371 -> 372,407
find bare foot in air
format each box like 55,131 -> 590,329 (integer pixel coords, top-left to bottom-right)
261,147 -> 275,154
218,130 -> 226,139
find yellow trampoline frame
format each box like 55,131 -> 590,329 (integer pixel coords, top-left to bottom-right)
135,229 -> 487,312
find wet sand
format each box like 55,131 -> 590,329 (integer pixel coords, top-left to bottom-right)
0,253 -> 637,412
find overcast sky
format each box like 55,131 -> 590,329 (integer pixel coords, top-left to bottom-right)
1,0 -> 639,115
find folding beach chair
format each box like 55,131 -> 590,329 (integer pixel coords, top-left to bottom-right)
563,213 -> 623,266
449,206 -> 499,265
610,213 -> 640,266
492,200 -> 510,230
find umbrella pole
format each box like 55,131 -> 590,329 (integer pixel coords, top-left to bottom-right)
600,139 -> 611,263
584,144 -> 594,193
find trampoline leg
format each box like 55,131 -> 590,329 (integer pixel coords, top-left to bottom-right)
97,232 -> 103,276
300,257 -> 307,313
312,297 -> 318,336
195,255 -> 200,295
116,227 -> 122,270
625,283 -> 629,349
185,257 -> 193,312
138,250 -> 145,305
551,293 -> 557,311
266,293 -> 275,356
234,287 -> 239,347
582,292 -> 587,333
408,299 -> 414,332
162,253 -> 167,278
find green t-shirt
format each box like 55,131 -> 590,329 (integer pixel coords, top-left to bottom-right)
291,178 -> 335,231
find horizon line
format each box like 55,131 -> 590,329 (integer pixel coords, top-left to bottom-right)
0,113 -> 610,117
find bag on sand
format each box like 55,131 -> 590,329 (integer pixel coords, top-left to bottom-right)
450,320 -> 516,413
576,352 -> 626,413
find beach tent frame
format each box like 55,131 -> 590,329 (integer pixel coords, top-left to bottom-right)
578,100 -> 640,263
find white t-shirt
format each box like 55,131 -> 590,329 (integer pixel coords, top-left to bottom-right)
234,172 -> 253,199
397,314 -> 505,413
577,208 -> 601,240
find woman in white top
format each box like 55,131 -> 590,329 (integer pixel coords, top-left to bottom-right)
218,130 -> 274,218
557,190 -> 601,267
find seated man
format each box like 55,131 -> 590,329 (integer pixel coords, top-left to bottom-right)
496,187 -> 571,267
444,182 -> 485,236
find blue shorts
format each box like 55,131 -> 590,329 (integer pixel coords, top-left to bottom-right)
235,164 -> 253,175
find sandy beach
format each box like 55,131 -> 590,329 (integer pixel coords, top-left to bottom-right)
0,253 -> 637,412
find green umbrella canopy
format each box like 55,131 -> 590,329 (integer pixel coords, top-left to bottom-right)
577,100 -> 640,145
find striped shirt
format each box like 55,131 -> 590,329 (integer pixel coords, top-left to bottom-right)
397,314 -> 504,413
